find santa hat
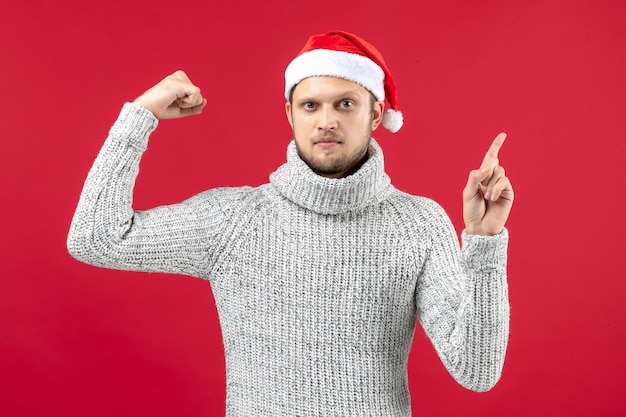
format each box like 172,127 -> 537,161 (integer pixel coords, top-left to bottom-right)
284,30 -> 403,133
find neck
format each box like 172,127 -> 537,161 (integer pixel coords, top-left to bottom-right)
269,139 -> 393,215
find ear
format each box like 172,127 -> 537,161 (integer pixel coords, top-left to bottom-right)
371,101 -> 385,131
285,101 -> 294,128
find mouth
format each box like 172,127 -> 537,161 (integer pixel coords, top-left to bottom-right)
315,137 -> 341,148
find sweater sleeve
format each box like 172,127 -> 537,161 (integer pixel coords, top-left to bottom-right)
67,103 -> 228,278
415,201 -> 510,392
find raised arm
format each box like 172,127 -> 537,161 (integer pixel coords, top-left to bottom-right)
416,201 -> 510,392
67,72 -> 223,277
416,133 -> 513,392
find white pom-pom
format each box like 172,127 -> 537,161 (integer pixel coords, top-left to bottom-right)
382,109 -> 403,133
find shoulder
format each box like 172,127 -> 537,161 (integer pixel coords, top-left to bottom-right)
182,184 -> 270,210
385,189 -> 450,223
381,189 -> 457,247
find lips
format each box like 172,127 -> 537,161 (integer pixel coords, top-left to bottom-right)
315,136 -> 341,144
315,138 -> 340,149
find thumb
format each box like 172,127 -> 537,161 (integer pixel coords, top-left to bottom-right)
468,166 -> 491,187
179,98 -> 208,117
463,167 -> 490,199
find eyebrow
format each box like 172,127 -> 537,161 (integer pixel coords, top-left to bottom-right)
296,90 -> 362,103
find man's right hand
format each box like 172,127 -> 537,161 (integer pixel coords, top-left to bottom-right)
133,70 -> 207,120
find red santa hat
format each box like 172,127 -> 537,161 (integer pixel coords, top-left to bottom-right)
284,30 -> 404,133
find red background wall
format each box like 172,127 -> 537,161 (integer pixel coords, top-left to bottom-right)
1,1 -> 625,416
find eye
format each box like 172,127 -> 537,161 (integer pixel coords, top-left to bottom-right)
339,100 -> 354,108
303,102 -> 316,110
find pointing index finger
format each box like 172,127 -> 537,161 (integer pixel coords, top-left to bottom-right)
481,132 -> 507,169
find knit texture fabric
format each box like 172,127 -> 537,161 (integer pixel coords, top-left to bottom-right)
68,103 -> 510,416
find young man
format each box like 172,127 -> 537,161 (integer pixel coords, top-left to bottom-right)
68,30 -> 513,416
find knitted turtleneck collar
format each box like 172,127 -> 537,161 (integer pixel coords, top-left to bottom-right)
269,138 -> 393,215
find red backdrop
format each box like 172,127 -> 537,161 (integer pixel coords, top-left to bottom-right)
1,0 -> 625,416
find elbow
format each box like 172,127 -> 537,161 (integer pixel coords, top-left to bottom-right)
66,221 -> 104,267
458,361 -> 505,393
465,373 -> 502,393
67,216 -> 139,271
66,226 -> 93,265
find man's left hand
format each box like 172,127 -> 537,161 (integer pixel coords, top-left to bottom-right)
462,132 -> 514,236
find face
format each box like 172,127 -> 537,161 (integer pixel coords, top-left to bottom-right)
285,76 -> 384,179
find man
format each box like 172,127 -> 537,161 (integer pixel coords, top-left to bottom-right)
68,30 -> 513,416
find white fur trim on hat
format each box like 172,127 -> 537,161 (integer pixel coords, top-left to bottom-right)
285,49 -> 385,100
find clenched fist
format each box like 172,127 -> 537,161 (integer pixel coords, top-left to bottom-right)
133,70 -> 207,120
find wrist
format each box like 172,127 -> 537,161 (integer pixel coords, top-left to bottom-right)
465,226 -> 503,236
132,98 -> 158,118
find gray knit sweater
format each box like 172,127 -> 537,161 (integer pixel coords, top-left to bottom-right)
67,103 -> 510,416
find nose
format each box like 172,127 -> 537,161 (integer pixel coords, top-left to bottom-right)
318,105 -> 338,131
